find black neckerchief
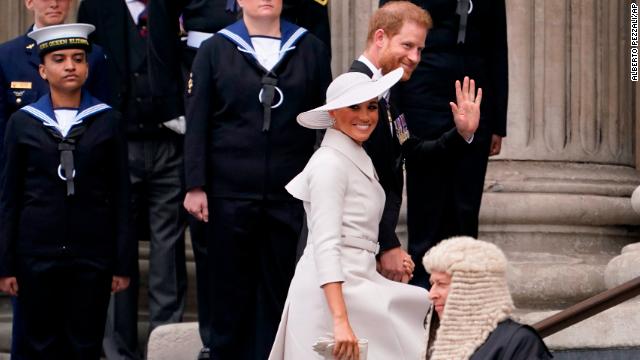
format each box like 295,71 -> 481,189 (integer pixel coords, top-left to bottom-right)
43,123 -> 88,196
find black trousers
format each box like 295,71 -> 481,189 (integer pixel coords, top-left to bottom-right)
206,198 -> 303,360
103,136 -> 187,359
10,296 -> 25,358
406,132 -> 492,289
181,44 -> 213,349
189,218 -> 212,346
13,257 -> 112,360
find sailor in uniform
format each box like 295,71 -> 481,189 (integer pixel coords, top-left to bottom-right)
0,0 -> 109,156
146,1 -> 331,357
0,24 -> 134,359
183,0 -> 331,358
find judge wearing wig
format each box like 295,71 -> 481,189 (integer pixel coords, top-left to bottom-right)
422,236 -> 552,359
0,24 -> 133,359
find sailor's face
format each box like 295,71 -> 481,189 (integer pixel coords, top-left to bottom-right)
25,0 -> 71,28
238,0 -> 283,20
40,49 -> 89,93
378,21 -> 426,81
328,99 -> 379,145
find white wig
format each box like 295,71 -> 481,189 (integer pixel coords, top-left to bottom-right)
422,236 -> 515,360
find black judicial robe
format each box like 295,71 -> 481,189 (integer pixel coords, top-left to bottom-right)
185,19 -> 331,199
0,92 -> 134,278
470,319 -> 553,360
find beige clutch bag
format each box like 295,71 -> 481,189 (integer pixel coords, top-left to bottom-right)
312,337 -> 368,360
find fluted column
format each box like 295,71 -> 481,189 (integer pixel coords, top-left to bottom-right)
0,2 -> 31,42
499,0 -> 633,164
481,0 -> 639,333
0,0 -> 80,43
329,0 -> 378,76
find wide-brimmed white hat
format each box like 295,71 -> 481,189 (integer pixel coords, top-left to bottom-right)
297,67 -> 404,129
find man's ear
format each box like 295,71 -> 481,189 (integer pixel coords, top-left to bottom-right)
373,29 -> 387,49
24,0 -> 34,11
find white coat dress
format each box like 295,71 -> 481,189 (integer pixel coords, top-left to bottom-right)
269,129 -> 429,360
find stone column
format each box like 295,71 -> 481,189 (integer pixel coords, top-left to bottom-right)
0,0 -> 80,43
329,0 -> 378,76
0,2 -> 31,42
483,0 -> 640,351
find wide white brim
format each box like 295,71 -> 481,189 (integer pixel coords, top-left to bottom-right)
297,67 -> 404,129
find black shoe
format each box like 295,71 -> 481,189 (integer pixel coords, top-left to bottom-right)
197,347 -> 210,360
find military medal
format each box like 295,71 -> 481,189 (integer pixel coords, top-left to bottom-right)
11,81 -> 33,89
187,73 -> 194,95
394,113 -> 410,145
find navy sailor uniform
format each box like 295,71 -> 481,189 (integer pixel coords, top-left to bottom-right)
0,29 -> 110,156
185,19 -> 331,359
0,92 -> 133,359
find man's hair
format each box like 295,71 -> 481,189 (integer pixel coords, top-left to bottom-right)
366,1 -> 433,45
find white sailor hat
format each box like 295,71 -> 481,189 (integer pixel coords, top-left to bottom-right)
28,23 -> 95,56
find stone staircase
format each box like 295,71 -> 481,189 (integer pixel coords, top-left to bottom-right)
2,161 -> 640,358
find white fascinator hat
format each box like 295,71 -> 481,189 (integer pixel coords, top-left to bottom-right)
297,67 -> 403,129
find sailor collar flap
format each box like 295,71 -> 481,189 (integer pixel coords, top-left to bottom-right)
20,90 -> 111,137
217,19 -> 307,69
322,128 -> 378,182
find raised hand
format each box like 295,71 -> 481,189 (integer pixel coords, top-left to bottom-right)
449,76 -> 482,142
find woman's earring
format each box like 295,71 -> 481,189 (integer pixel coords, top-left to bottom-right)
329,118 -> 336,127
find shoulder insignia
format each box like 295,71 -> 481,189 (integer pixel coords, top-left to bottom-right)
314,0 -> 328,6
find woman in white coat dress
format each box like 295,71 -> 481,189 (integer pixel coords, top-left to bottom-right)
269,68 -> 430,360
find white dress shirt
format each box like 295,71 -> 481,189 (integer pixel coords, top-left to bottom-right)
125,0 -> 146,25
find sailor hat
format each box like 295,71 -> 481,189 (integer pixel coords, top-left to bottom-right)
28,23 -> 95,56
